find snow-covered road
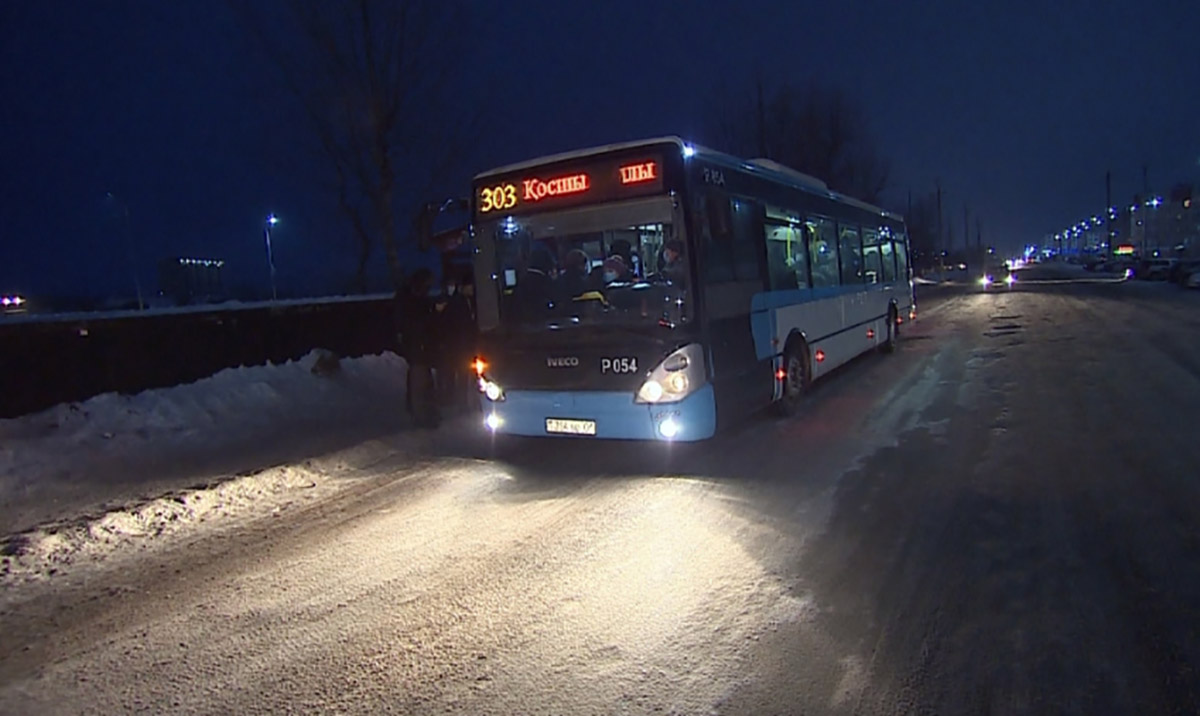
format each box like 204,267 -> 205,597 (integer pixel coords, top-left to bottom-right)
3,274 -> 1200,714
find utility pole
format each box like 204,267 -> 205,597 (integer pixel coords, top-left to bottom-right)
935,179 -> 943,259
264,214 -> 279,301
106,192 -> 145,311
121,205 -> 145,311
1142,164 -> 1151,256
1106,170 -> 1113,260
963,204 -> 969,257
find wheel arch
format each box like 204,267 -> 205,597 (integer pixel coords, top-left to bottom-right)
782,328 -> 811,359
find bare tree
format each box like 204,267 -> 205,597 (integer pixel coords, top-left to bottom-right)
229,0 -> 474,292
707,80 -> 891,205
904,191 -> 940,267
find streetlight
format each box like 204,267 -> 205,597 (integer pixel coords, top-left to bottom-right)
1147,196 -> 1162,252
264,213 -> 279,300
105,192 -> 145,310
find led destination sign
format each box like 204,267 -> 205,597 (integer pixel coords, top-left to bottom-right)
619,161 -> 657,184
477,156 -> 664,216
522,173 -> 590,201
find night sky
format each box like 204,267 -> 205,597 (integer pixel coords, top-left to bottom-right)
2,0 -> 1196,301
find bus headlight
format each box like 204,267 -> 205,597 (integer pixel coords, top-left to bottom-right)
635,343 -> 706,404
479,377 -> 505,402
658,417 -> 680,438
637,380 -> 664,402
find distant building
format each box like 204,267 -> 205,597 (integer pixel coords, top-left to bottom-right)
158,257 -> 226,305
1126,193 -> 1198,257
1053,186 -> 1198,258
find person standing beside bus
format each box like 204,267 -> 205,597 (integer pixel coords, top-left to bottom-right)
398,268 -> 440,428
440,269 -> 478,411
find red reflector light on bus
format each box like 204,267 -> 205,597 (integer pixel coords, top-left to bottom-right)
896,315 -> 903,325
866,328 -> 875,339
815,350 -> 826,363
775,369 -> 786,380
910,309 -> 916,321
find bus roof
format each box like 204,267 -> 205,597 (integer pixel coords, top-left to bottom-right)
473,136 -> 690,180
474,135 -> 903,222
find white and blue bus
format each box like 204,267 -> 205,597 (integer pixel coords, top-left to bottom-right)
468,137 -> 914,441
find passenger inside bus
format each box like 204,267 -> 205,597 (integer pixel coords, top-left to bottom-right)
497,219 -> 686,327
560,248 -> 592,298
658,239 -> 687,286
518,247 -> 558,317
608,239 -> 639,279
600,255 -> 630,284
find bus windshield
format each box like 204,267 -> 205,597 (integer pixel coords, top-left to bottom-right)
479,197 -> 692,331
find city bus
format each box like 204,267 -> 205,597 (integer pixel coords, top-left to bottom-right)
467,136 -> 914,441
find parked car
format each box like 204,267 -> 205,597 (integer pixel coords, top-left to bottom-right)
1135,258 -> 1175,280
1186,269 -> 1200,289
1169,259 -> 1200,285
1095,258 -> 1135,276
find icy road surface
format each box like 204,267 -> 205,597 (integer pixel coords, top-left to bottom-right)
3,272 -> 1200,714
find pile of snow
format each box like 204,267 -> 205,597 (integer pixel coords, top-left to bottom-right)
1,463 -> 330,590
0,350 -> 411,536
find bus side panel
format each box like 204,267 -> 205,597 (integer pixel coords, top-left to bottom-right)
772,289 -> 892,379
705,282 -> 775,428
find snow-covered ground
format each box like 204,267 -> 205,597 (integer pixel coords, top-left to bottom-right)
0,350 -> 419,586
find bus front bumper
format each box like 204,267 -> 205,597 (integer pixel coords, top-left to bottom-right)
481,385 -> 716,442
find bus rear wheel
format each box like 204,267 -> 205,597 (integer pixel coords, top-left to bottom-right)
774,342 -> 810,417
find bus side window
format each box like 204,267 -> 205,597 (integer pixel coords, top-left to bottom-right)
861,228 -> 882,285
765,222 -> 809,291
700,194 -> 735,282
765,224 -> 795,290
729,198 -> 762,282
895,236 -> 909,281
838,223 -> 863,285
880,237 -> 897,283
807,217 -> 839,289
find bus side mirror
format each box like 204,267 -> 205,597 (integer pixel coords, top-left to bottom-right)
415,198 -> 469,251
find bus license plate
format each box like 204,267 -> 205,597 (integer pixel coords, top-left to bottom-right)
545,418 -> 596,436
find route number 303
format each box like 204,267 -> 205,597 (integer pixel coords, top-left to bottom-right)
479,184 -> 518,213
601,357 -> 638,374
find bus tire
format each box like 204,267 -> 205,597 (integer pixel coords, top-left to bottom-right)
774,340 -> 811,417
881,308 -> 898,354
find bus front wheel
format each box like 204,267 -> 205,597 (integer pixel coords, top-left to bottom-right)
774,342 -> 811,417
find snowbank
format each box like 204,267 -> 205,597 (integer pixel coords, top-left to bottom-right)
1,463 -> 331,590
0,350 -> 410,536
